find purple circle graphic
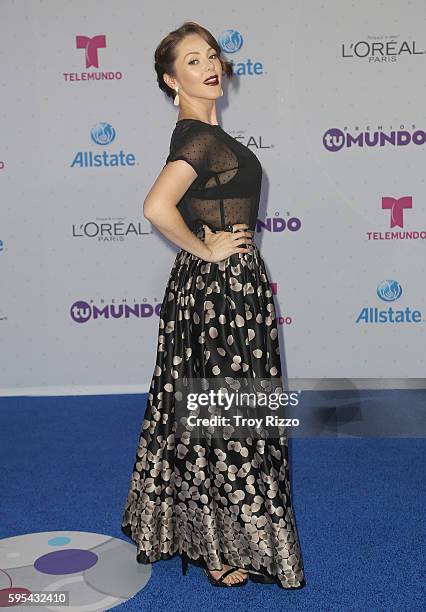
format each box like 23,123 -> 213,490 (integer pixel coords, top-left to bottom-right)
323,128 -> 345,152
34,549 -> 98,574
70,300 -> 91,323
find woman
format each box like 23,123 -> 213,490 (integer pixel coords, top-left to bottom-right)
121,21 -> 306,589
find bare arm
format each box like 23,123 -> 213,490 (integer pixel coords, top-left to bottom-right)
143,160 -> 212,260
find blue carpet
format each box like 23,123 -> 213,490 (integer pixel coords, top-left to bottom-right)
0,392 -> 424,611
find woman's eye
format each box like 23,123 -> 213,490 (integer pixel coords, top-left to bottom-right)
189,54 -> 218,65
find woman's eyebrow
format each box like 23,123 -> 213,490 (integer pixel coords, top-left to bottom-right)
184,47 -> 215,58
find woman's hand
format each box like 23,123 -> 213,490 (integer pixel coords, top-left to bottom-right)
202,223 -> 254,263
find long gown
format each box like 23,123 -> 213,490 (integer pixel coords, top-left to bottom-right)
120,118 -> 306,589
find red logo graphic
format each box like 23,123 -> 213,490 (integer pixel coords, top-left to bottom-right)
76,35 -> 106,68
382,196 -> 412,228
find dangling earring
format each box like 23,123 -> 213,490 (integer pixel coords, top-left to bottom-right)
173,87 -> 180,106
220,88 -> 223,97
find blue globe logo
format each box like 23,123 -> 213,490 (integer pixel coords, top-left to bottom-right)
90,122 -> 116,145
376,280 -> 403,302
218,29 -> 243,53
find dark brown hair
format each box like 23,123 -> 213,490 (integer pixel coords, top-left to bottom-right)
154,21 -> 234,102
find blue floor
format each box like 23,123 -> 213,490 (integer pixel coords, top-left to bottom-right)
0,392 -> 424,611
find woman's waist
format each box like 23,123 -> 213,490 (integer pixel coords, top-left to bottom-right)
194,222 -> 256,238
176,223 -> 259,265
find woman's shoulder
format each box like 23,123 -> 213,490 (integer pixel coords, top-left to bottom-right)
165,119 -> 220,171
170,119 -> 217,139
168,119 -> 219,153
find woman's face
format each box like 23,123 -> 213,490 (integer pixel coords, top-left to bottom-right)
168,33 -> 222,101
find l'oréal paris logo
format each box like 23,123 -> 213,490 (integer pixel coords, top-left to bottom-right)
323,125 -> 426,152
366,196 -> 425,241
72,217 -> 151,242
341,37 -> 425,63
231,132 -> 273,150
63,35 -> 123,82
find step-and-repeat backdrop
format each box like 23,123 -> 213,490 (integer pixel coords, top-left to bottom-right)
1,1 -> 425,395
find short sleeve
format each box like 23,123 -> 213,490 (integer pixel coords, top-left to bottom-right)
165,123 -> 214,177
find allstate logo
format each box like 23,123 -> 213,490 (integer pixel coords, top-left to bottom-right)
376,280 -> 403,302
90,122 -> 116,145
218,29 -> 243,53
356,280 -> 422,324
71,123 -> 136,168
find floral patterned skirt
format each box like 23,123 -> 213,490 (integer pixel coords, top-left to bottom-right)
121,225 -> 306,589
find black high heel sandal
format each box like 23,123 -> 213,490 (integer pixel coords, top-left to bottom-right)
249,570 -> 306,591
203,566 -> 248,587
180,552 -> 248,587
248,571 -> 276,584
249,571 -> 307,589
181,551 -> 189,576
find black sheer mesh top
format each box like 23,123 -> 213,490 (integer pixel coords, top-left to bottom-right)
164,118 -> 262,234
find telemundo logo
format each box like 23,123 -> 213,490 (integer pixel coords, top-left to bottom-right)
356,280 -> 422,324
71,122 -> 136,168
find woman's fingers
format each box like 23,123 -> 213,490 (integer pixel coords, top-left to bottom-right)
231,224 -> 253,240
201,223 -> 254,261
231,223 -> 249,232
233,232 -> 253,244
